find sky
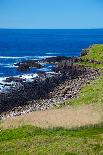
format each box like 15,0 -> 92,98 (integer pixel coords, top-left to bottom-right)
0,0 -> 103,29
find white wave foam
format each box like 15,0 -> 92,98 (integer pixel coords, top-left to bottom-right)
38,68 -> 50,72
36,56 -> 56,60
3,64 -> 17,68
0,55 -> 55,60
46,52 -> 60,55
0,56 -> 38,59
0,62 -> 17,68
0,73 -> 39,92
0,77 -> 14,84
0,56 -> 24,59
0,77 -> 6,82
18,73 -> 38,82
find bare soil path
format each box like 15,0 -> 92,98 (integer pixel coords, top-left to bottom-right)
0,104 -> 102,129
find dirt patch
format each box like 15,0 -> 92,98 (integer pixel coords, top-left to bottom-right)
0,104 -> 102,129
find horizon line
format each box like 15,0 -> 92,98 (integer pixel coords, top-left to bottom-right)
0,28 -> 103,30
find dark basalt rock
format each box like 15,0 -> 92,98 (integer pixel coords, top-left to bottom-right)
0,56 -> 101,115
15,60 -> 42,72
4,77 -> 25,83
37,71 -> 47,77
53,60 -> 86,75
22,60 -> 42,68
0,59 -> 100,113
17,64 -> 30,72
80,48 -> 89,56
43,56 -> 69,63
78,58 -> 103,64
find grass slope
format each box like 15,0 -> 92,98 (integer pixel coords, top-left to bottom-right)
0,125 -> 103,155
76,44 -> 103,69
66,44 -> 103,105
82,44 -> 103,62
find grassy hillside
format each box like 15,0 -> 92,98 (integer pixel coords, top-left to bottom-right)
0,125 -> 103,155
76,44 -> 103,69
81,44 -> 103,62
66,44 -> 103,105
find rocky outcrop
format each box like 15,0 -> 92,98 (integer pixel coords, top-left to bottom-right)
80,48 -> 89,56
77,58 -> 103,64
15,60 -> 42,72
0,50 -> 103,119
53,60 -> 86,75
0,66 -> 101,119
4,77 -> 25,83
0,61 -> 101,114
42,56 -> 103,65
42,56 -> 69,63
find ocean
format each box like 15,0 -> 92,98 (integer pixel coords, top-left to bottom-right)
0,29 -> 103,85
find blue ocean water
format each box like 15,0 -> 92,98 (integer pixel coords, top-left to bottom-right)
0,29 -> 103,78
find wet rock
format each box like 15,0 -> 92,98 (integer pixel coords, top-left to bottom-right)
0,62 -> 101,114
80,48 -> 89,56
43,56 -> 69,63
4,77 -> 24,83
15,60 -> 42,72
0,56 -> 102,118
17,63 -> 30,72
37,71 -> 47,77
53,61 -> 86,76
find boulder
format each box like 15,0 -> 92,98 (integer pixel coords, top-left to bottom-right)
80,48 -> 89,56
43,56 -> 69,63
15,60 -> 42,72
4,77 -> 24,83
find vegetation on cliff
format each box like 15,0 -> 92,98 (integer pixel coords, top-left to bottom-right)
66,44 -> 103,106
77,44 -> 103,69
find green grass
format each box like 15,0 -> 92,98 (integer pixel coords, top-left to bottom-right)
0,125 -> 103,155
81,44 -> 103,62
65,44 -> 103,106
75,44 -> 103,69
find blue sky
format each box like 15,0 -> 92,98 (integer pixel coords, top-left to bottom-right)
0,0 -> 103,29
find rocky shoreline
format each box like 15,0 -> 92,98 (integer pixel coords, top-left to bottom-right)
0,49 -> 102,120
